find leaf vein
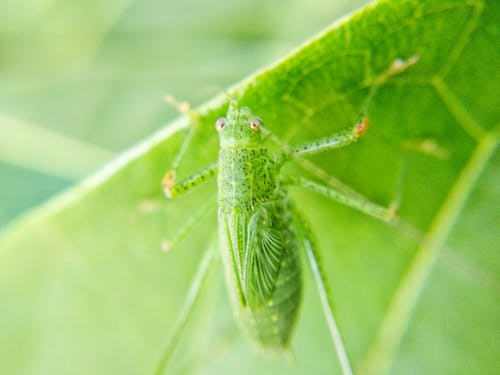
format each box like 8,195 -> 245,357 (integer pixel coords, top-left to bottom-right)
359,131 -> 498,375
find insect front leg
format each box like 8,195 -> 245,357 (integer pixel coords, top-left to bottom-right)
263,55 -> 419,163
361,55 -> 419,116
156,97 -> 220,372
162,93 -> 218,199
162,162 -> 218,198
291,118 -> 369,156
292,207 -> 353,375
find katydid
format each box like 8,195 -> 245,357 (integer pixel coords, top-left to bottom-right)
156,56 -> 418,375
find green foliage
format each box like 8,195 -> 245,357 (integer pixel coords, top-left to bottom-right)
0,0 -> 498,374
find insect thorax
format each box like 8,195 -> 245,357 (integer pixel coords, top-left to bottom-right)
217,147 -> 302,350
217,148 -> 278,213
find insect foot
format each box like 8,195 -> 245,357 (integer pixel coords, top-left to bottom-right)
389,55 -> 419,75
352,118 -> 369,138
382,201 -> 399,225
162,170 -> 176,198
387,202 -> 399,222
164,93 -> 200,125
372,55 -> 419,88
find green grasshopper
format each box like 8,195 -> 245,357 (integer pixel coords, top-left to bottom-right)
157,56 -> 418,375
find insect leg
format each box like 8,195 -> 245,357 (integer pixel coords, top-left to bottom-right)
153,243 -> 216,375
292,208 -> 353,375
162,162 -> 218,198
361,55 -> 419,116
160,200 -> 214,252
297,55 -> 417,156
285,176 -> 396,223
293,55 -> 419,156
164,94 -> 202,170
291,118 -> 369,156
266,55 -> 419,160
162,94 -> 219,198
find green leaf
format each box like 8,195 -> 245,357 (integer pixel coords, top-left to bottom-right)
0,0 -> 498,374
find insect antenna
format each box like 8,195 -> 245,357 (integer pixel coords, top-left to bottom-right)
205,85 -> 239,109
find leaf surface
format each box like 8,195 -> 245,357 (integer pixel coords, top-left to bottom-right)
0,0 -> 498,374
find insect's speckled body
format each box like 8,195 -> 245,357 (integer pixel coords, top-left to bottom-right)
218,137 -> 302,349
163,102 -> 381,356
163,103 -> 373,352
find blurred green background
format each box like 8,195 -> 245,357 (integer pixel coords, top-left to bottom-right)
0,0 -> 371,228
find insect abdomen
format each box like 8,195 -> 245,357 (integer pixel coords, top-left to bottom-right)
241,212 -> 302,349
218,209 -> 302,349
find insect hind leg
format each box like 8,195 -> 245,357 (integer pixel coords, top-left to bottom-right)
153,243 -> 216,375
292,207 -> 354,375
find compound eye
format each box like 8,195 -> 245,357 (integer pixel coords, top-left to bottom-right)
215,117 -> 226,132
248,116 -> 262,132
